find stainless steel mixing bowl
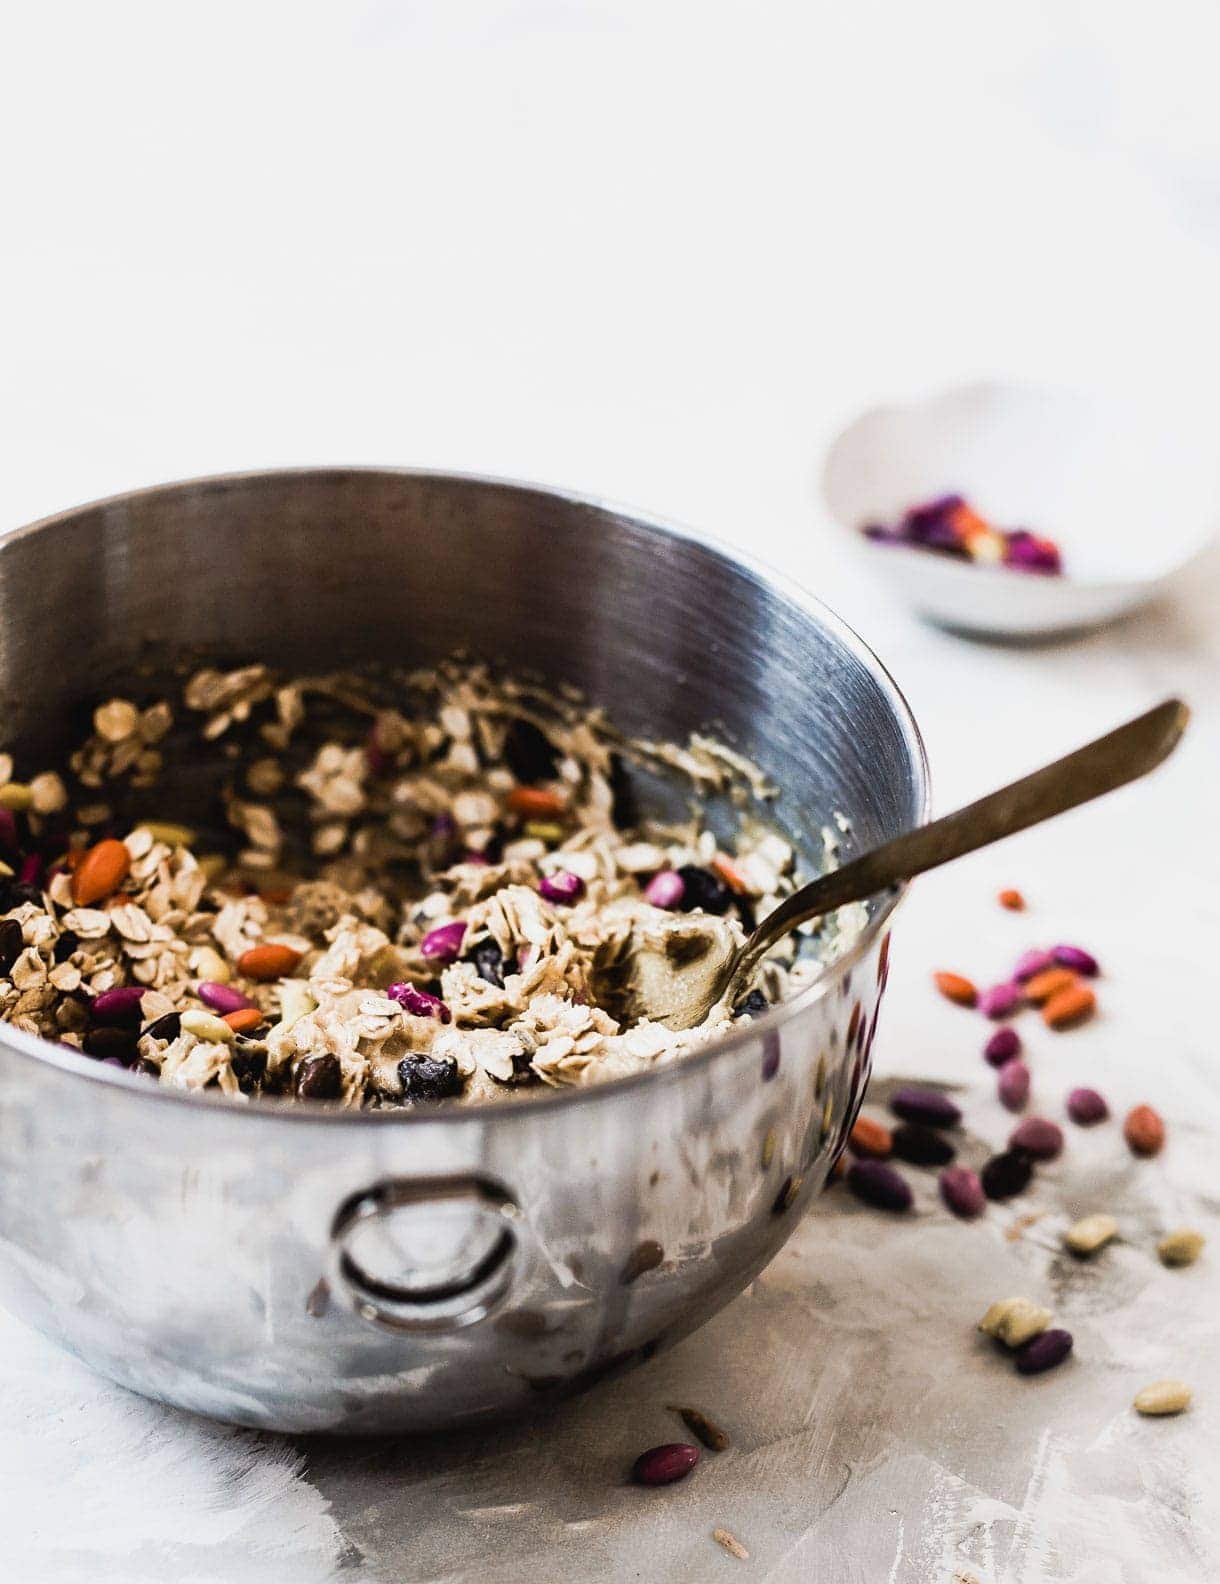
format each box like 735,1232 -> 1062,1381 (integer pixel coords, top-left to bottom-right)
0,470 -> 928,1432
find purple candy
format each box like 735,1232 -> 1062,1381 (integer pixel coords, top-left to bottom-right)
1015,1328 -> 1073,1375
1066,1086 -> 1109,1126
939,1165 -> 986,1219
1013,948 -> 1055,983
539,870 -> 585,905
979,981 -> 1023,1020
1052,944 -> 1099,978
997,1058 -> 1031,1112
984,1026 -> 1022,1067
419,921 -> 467,964
1009,1116 -> 1064,1161
90,985 -> 147,1025
387,981 -> 452,1024
198,981 -> 256,1015
18,853 -> 43,887
0,807 -> 17,852
846,1159 -> 913,1212
644,870 -> 685,909
889,1085 -> 962,1129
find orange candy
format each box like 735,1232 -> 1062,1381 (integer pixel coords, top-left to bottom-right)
998,888 -> 1025,911
1024,967 -> 1078,1005
71,839 -> 131,906
223,1007 -> 265,1034
1042,983 -> 1096,1030
506,786 -> 567,819
933,971 -> 977,1008
711,853 -> 750,894
849,1115 -> 893,1159
1124,1103 -> 1165,1157
237,942 -> 303,981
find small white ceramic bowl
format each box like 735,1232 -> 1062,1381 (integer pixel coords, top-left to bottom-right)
822,380 -> 1220,637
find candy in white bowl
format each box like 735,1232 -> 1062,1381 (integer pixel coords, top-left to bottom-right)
822,380 -> 1220,637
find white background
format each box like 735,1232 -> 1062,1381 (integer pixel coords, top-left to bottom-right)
1,5 -> 1217,1581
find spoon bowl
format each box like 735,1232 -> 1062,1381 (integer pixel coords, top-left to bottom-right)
651,699 -> 1189,1031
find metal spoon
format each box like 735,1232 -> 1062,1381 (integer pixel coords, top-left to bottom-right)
650,698 -> 1189,1031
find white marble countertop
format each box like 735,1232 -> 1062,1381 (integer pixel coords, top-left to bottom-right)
2,5 -> 1218,1581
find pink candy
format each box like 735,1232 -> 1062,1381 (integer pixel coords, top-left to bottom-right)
979,981 -> 1023,1020
1009,1116 -> 1064,1161
198,981 -> 256,1015
939,1165 -> 986,1219
644,871 -> 685,909
1066,1087 -> 1109,1125
997,1058 -> 1031,1112
419,921 -> 467,964
1013,948 -> 1056,982
387,982 -> 452,1023
539,871 -> 585,905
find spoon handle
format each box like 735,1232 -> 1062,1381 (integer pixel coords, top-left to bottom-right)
732,698 -> 1189,989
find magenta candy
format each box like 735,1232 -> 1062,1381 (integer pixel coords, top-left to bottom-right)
539,870 -> 585,905
1052,944 -> 1099,978
1013,948 -> 1055,982
198,981 -> 256,1015
387,982 -> 452,1024
419,921 -> 467,964
632,1443 -> 700,1486
889,1085 -> 961,1128
1004,531 -> 1062,575
979,981 -> 1023,1020
984,1026 -> 1021,1067
18,853 -> 43,887
644,870 -> 685,909
0,807 -> 17,852
1066,1086 -> 1109,1125
939,1165 -> 986,1219
997,1058 -> 1030,1112
1009,1116 -> 1064,1161
90,985 -> 146,1024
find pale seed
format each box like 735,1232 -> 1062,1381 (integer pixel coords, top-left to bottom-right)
180,1009 -> 236,1044
978,1297 -> 1052,1348
94,698 -> 139,743
29,772 -> 67,814
1064,1213 -> 1119,1257
1134,1379 -> 1191,1416
712,1528 -> 749,1561
0,783 -> 33,811
1157,1229 -> 1205,1268
139,821 -> 196,848
668,1404 -> 730,1451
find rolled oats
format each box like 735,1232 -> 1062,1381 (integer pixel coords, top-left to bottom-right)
0,659 -> 848,1106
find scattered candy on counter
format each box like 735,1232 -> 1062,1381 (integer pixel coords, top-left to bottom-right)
862,494 -> 1064,574
631,894 -> 1200,1490
837,896 -> 1202,1411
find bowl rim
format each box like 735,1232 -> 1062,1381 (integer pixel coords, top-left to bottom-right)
0,465 -> 931,1127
